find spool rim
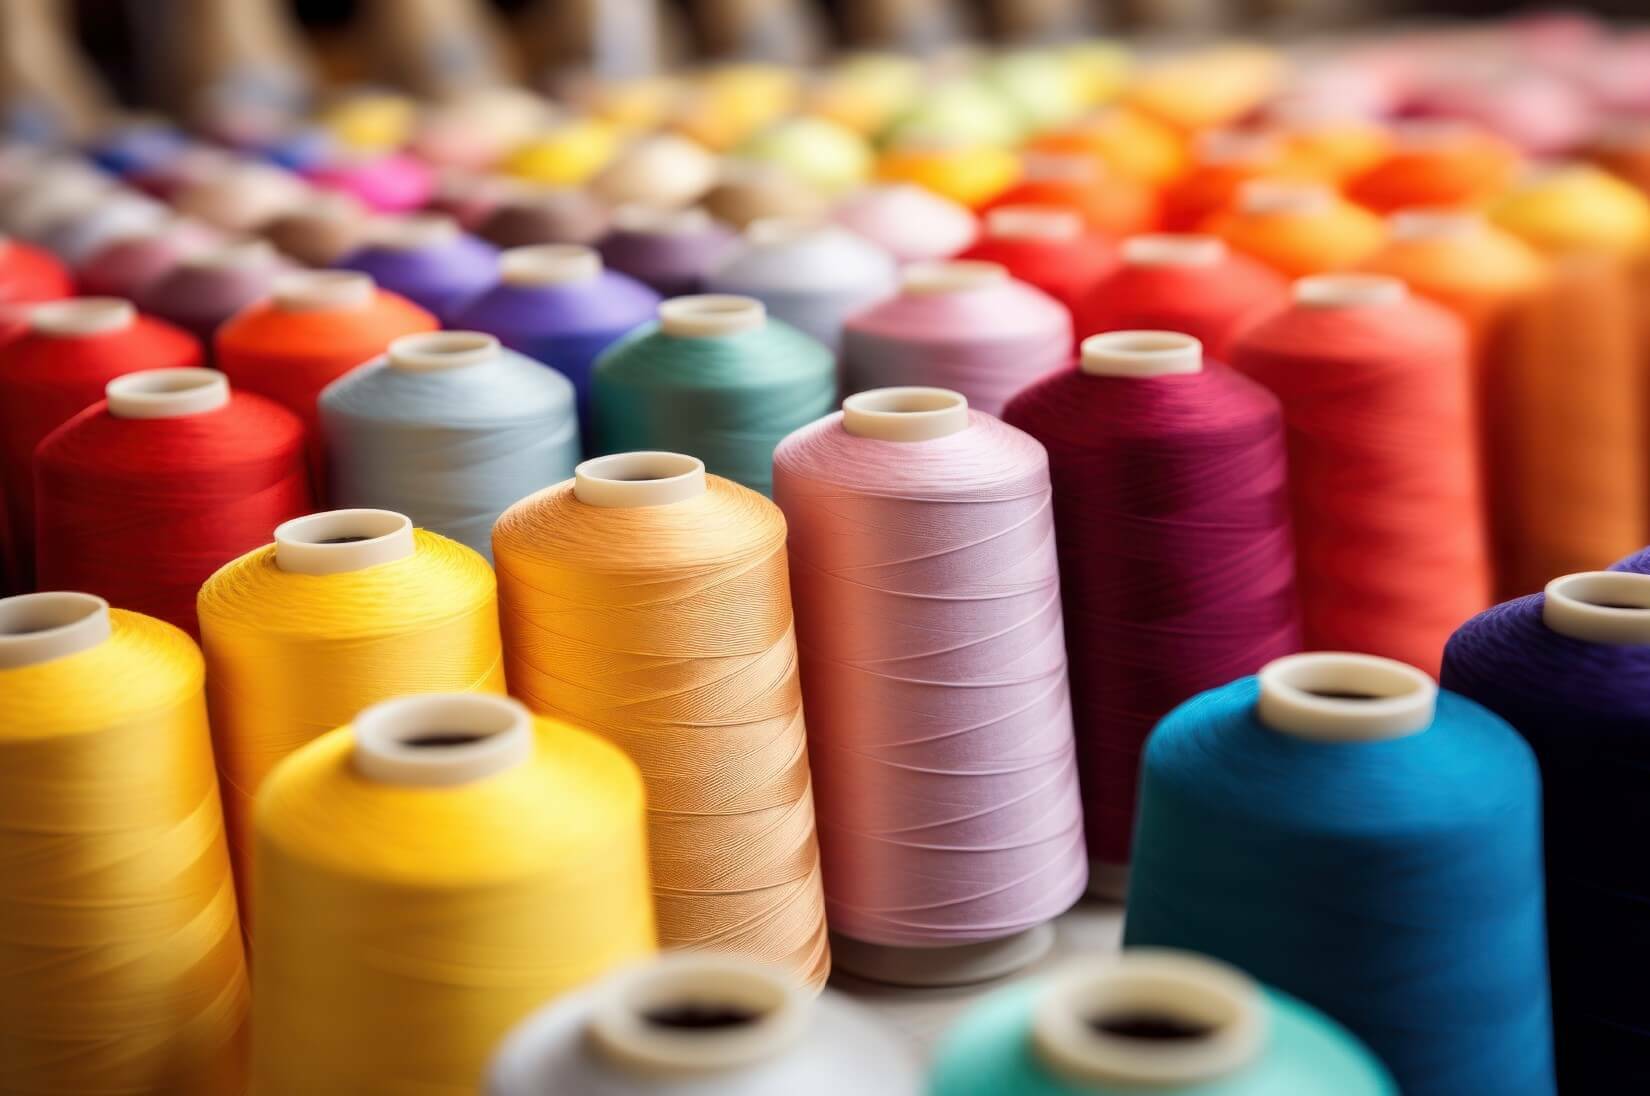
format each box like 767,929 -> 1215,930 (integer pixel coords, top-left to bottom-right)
388,331 -> 500,372
0,592 -> 112,669
842,387 -> 970,441
106,367 -> 230,419
587,955 -> 811,1076
574,452 -> 707,508
1032,950 -> 1265,1087
1020,152 -> 1097,183
500,243 -> 602,286
658,294 -> 765,337
183,238 -> 278,271
30,297 -> 136,337
352,693 -> 533,786
368,213 -> 460,250
1293,273 -> 1407,309
1389,207 -> 1483,241
984,205 -> 1083,241
1238,180 -> 1335,216
1256,652 -> 1436,741
612,204 -> 713,236
1121,234 -> 1226,267
1542,571 -> 1650,645
902,259 -> 1008,295
1080,331 -> 1203,378
274,270 -> 375,312
746,216 -> 825,246
273,509 -> 416,575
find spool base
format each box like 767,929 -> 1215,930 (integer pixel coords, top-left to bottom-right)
1087,860 -> 1129,903
829,923 -> 1055,988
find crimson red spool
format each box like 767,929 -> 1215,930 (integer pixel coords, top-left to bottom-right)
1078,234 -> 1288,359
0,237 -> 72,306
34,369 -> 312,636
1002,331 -> 1300,894
959,206 -> 1117,316
0,299 -> 201,586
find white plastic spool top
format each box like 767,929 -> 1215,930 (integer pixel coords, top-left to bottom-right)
1293,273 -> 1407,309
1389,208 -> 1484,241
106,368 -> 230,419
902,260 -> 1007,295
184,238 -> 278,271
1122,234 -> 1227,268
273,509 -> 416,575
388,331 -> 499,372
352,692 -> 533,786
0,591 -> 112,670
658,294 -> 765,337
985,206 -> 1084,240
1238,180 -> 1334,217
574,452 -> 707,509
274,270 -> 375,312
1542,572 -> 1650,645
1080,331 -> 1203,378
501,244 -> 602,286
30,297 -> 135,337
368,213 -> 460,250
612,205 -> 714,236
842,387 -> 969,441
1256,652 -> 1437,742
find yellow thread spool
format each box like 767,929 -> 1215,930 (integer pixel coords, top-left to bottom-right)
0,592 -> 249,1094
197,509 -> 505,921
252,692 -> 655,1094
493,452 -> 830,990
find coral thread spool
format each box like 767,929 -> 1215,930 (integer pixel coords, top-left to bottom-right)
334,213 -> 500,323
0,232 -> 71,306
1203,180 -> 1387,278
1348,121 -> 1522,213
960,206 -> 1117,316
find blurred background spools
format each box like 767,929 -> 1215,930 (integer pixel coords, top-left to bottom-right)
1443,572 -> 1650,1091
1125,652 -> 1554,1096
493,453 -> 830,989
1202,180 -> 1387,278
76,217 -> 222,298
0,592 -> 248,1095
197,509 -> 505,916
137,238 -> 292,340
598,205 -> 736,298
1347,122 -> 1522,213
830,183 -> 976,265
1004,333 -> 1299,897
253,692 -> 655,1094
959,206 -> 1115,314
774,388 -> 1086,984
477,187 -> 612,248
1230,274 -> 1490,675
489,954 -> 922,1095
0,231 -> 71,305
930,951 -> 1395,1096
261,191 -> 370,266
321,331 -> 578,560
593,295 -> 835,497
333,213 -> 499,322
843,260 -> 1068,416
35,368 -> 310,636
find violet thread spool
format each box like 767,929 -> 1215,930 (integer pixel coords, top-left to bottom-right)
598,205 -> 737,298
137,239 -> 293,341
334,213 -> 500,322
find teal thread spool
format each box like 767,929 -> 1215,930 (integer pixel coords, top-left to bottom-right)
930,951 -> 1395,1096
592,295 -> 837,496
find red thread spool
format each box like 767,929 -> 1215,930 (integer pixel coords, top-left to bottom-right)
216,271 -> 438,496
1347,121 -> 1522,214
0,299 -> 201,585
1003,331 -> 1300,896
1078,235 -> 1288,359
1229,274 -> 1492,675
959,207 -> 1117,315
0,235 -> 72,306
983,153 -> 1159,238
34,368 -> 311,636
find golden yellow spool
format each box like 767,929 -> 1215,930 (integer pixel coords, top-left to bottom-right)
0,592 -> 249,1094
252,692 -> 655,1094
877,141 -> 1021,209
493,453 -> 830,991
502,117 -> 622,187
197,509 -> 505,921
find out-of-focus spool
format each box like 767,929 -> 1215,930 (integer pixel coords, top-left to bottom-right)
1004,333 -> 1299,896
493,453 -> 830,988
321,331 -> 580,560
1202,180 -> 1387,278
843,260 -> 1069,416
930,951 -> 1396,1096
1159,131 -> 1313,233
305,150 -> 435,214
1348,121 -> 1522,213
592,295 -> 835,496
137,238 -> 292,340
876,139 -> 1021,209
488,954 -> 923,1095
0,161 -> 114,242
260,190 -> 370,266
1407,68 -> 1595,158
253,691 -> 655,1094
1125,652 -> 1555,1096
333,213 -> 500,322
1230,275 -> 1490,675
774,388 -> 1086,985
702,163 -> 830,229
37,188 -> 167,266
0,299 -> 201,584
76,216 -> 222,298
171,161 -> 311,233
0,592 -> 250,1094
198,509 -> 506,919
1125,45 -> 1283,133
35,368 -> 311,636
479,188 -> 614,248
984,151 -> 1158,238
598,205 -> 737,298
959,205 -> 1116,315
0,232 -> 71,305
504,118 -> 622,187
1026,106 -> 1188,188
706,218 -> 898,352
1585,121 -> 1650,196
830,183 -> 976,264
738,115 -> 874,195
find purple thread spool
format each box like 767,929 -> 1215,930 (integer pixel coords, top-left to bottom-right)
597,206 -> 736,298
137,239 -> 293,341
333,214 -> 500,323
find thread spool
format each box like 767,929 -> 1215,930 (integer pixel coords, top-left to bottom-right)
1408,69 -> 1595,158
37,188 -> 168,266
428,170 -> 521,231
321,331 -> 579,560
592,296 -> 835,496
252,692 -> 655,1094
1159,132 -> 1305,233
493,453 -> 830,988
198,509 -> 506,919
1585,121 -> 1650,197
0,299 -> 202,584
138,238 -> 292,340
0,163 -> 113,242
876,140 -> 1021,210
1348,121 -> 1522,213
702,163 -> 829,230
305,150 -> 435,213
959,205 -> 1117,315
881,78 -> 1024,150
0,232 -> 71,305
1004,333 -> 1300,897
76,217 -> 223,298
35,367 -> 310,635
0,592 -> 250,1094
592,133 -> 720,209
738,116 -> 874,195
1230,274 -> 1490,675
449,245 -> 659,446
172,161 -> 311,233
598,205 -> 738,298
773,388 -> 1085,984
333,213 -> 500,322
1124,652 -> 1556,1096
1025,107 -> 1189,190
87,117 -> 191,177
705,218 -> 898,353
830,183 -> 977,264
984,152 -> 1159,238
217,269 -> 438,494
503,118 -> 622,188
930,951 -> 1396,1095
843,260 -> 1069,417
1442,572 -> 1650,1090
1078,235 -> 1288,359
260,191 -> 371,266
1125,46 -> 1282,132
1202,180 -> 1387,278
478,188 -> 613,249
488,954 -> 922,1094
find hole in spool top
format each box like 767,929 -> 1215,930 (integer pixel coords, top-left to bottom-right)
1089,1012 -> 1217,1042
643,1002 -> 764,1031
401,731 -> 491,749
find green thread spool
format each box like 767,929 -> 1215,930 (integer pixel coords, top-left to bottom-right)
929,951 -> 1395,1096
591,295 -> 837,496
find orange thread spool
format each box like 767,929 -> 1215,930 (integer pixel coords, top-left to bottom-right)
1025,106 -> 1188,188
1348,122 -> 1522,213
1203,180 -> 1388,278
984,152 -> 1159,238
1160,131 -> 1322,232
